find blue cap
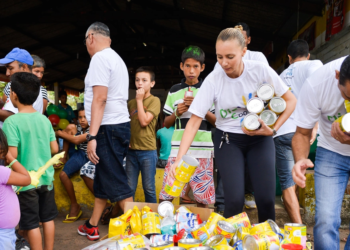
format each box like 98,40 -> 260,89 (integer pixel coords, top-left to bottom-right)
0,48 -> 33,66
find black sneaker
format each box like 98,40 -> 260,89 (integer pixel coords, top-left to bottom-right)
16,238 -> 30,250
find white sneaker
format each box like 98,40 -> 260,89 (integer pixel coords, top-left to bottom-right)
245,193 -> 257,209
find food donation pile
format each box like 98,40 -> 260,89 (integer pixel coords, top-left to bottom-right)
83,201 -> 311,250
242,84 -> 286,131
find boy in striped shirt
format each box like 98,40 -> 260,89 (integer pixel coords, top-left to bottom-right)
159,46 -> 216,207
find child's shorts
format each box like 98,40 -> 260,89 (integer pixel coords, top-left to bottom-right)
159,157 -> 215,205
17,185 -> 58,230
62,149 -> 89,178
80,161 -> 96,180
0,228 -> 16,250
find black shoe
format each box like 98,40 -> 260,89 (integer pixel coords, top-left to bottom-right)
16,238 -> 30,250
15,229 -> 23,241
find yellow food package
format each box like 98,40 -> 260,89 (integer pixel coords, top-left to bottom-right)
130,206 -> 142,234
119,209 -> 133,235
109,218 -> 127,238
141,206 -> 152,214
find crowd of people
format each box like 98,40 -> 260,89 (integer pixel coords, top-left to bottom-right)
0,20 -> 349,250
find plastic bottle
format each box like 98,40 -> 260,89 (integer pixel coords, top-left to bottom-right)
161,210 -> 177,235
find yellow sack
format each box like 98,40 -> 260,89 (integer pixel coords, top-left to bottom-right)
130,206 -> 142,234
141,206 -> 152,214
109,218 -> 127,238
119,209 -> 133,235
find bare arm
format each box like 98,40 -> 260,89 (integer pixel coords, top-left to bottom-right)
2,94 -> 7,105
310,122 -> 319,145
205,111 -> 216,127
0,110 -> 14,122
50,140 -> 59,155
274,90 -> 297,131
137,99 -> 154,127
42,99 -> 48,114
56,130 -> 87,145
164,114 -> 176,129
6,151 -> 31,186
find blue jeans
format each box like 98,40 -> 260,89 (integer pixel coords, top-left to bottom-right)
62,149 -> 89,178
126,149 -> 157,203
314,147 -> 350,250
274,132 -> 295,190
0,228 -> 15,250
215,170 -> 225,212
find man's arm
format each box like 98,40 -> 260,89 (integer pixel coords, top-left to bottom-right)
205,111 -> 216,127
87,86 -> 108,164
56,130 -> 87,145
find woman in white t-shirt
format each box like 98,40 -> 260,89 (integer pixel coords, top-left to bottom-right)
168,27 -> 296,221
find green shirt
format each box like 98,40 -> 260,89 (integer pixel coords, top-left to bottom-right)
163,79 -> 214,158
156,126 -> 174,160
3,112 -> 56,192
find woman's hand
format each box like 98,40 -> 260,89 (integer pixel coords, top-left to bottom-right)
242,118 -> 273,136
168,158 -> 181,180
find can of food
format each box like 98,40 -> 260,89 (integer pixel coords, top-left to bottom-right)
284,223 -> 307,249
164,177 -> 186,197
150,241 -> 174,250
242,231 -> 280,250
191,223 -> 210,243
118,234 -> 146,249
188,247 -> 212,250
241,113 -> 260,131
177,206 -> 193,214
268,97 -> 286,115
250,221 -> 273,235
236,227 -> 249,241
335,113 -> 350,132
225,212 -> 251,230
175,212 -> 198,223
212,245 -> 234,250
259,110 -> 277,128
232,240 -> 243,250
117,243 -> 134,250
142,212 -> 161,235
109,218 -> 127,238
257,84 -> 275,101
175,155 -> 199,183
158,201 -> 175,218
134,248 -> 149,250
150,235 -> 174,244
280,243 -> 303,250
206,212 -> 226,236
164,247 -> 186,250
178,239 -> 202,249
177,220 -> 199,233
246,97 -> 264,114
205,235 -> 228,247
214,221 -> 236,243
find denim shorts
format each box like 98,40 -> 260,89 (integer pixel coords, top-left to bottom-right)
93,122 -> 133,203
274,132 -> 295,190
62,149 -> 89,178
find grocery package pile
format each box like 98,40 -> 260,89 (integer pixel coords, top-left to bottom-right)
83,201 -> 311,250
242,84 -> 286,131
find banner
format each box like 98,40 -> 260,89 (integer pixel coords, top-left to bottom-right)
325,0 -> 346,41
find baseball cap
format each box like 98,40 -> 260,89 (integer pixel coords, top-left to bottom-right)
0,47 -> 33,66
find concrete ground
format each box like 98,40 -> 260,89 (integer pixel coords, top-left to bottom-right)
49,215 -> 349,250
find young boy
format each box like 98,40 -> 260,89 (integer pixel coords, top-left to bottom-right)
126,66 -> 160,203
3,72 -> 59,250
58,91 -> 77,124
159,45 -> 216,207
56,106 -> 96,223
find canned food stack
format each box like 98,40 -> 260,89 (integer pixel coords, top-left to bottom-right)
242,84 -> 287,131
164,156 -> 199,197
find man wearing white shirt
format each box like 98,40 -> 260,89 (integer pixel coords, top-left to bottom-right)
292,56 -> 350,249
214,22 -> 269,213
276,40 -> 322,224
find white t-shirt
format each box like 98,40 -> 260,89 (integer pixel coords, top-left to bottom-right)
214,50 -> 269,70
294,56 -> 350,156
189,60 -> 289,134
276,60 -> 323,137
84,48 -> 130,125
0,88 -> 43,128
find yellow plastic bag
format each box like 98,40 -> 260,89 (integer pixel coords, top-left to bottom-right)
109,218 -> 127,238
141,206 -> 152,214
119,209 -> 133,235
130,206 -> 142,234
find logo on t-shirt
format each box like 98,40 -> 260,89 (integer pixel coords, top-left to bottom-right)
328,113 -> 343,122
220,107 -> 248,120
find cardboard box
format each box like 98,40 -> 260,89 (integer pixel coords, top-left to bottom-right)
124,202 -> 214,221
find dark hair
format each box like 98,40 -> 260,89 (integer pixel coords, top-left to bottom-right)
235,22 -> 250,37
87,22 -> 110,37
0,129 -> 8,160
59,91 -> 67,98
78,106 -> 85,115
32,55 -> 46,69
181,46 -> 205,65
10,72 -> 40,105
287,39 -> 309,60
339,56 -> 350,86
136,67 -> 155,82
17,61 -> 32,71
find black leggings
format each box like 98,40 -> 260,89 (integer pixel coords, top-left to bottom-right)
214,129 -> 276,222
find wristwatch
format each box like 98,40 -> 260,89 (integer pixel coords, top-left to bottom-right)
86,134 -> 97,142
272,128 -> 277,136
